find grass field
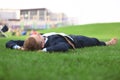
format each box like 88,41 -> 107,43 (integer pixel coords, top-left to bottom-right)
0,23 -> 120,80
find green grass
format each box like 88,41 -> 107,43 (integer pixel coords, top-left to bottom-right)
0,22 -> 120,80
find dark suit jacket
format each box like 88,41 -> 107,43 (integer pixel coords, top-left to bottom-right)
44,35 -> 72,52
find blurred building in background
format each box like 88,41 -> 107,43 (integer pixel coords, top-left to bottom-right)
0,8 -> 70,30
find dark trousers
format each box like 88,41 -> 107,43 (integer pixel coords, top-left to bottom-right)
70,35 -> 106,48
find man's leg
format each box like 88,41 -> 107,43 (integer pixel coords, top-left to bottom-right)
74,36 -> 106,48
74,36 -> 118,48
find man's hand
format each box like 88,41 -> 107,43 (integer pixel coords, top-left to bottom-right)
18,47 -> 25,50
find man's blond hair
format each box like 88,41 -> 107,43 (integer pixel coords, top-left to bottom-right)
23,37 -> 42,51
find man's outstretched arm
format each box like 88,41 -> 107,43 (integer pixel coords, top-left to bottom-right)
6,40 -> 24,49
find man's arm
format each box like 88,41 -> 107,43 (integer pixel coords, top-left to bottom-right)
6,40 -> 24,49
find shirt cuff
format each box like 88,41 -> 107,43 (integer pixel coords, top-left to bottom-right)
13,45 -> 21,49
42,48 -> 47,52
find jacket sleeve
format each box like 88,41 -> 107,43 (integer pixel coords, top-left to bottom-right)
46,42 -> 70,52
6,40 -> 24,49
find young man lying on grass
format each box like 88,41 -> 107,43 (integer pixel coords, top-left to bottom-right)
6,32 -> 118,52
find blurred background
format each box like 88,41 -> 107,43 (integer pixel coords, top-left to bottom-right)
0,0 -> 120,36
